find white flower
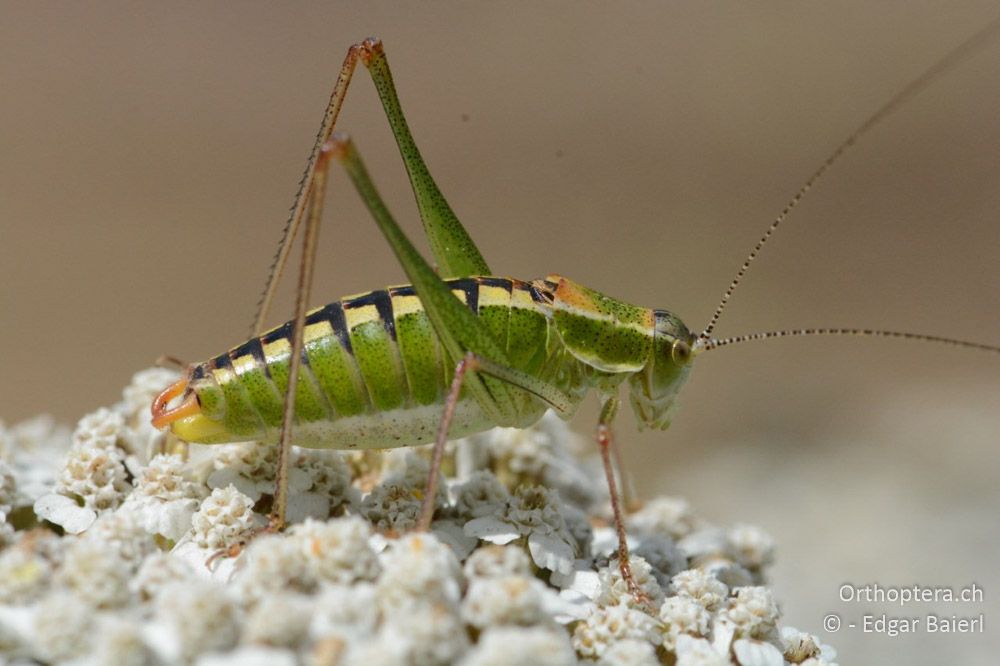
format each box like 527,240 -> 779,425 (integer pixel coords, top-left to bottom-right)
633,533 -> 688,583
207,442 -> 277,501
0,414 -> 70,456
191,485 -> 258,550
235,533 -> 315,604
90,615 -> 154,666
463,544 -> 533,580
659,596 -> 711,650
674,634 -> 731,666
680,527 -> 735,563
451,469 -> 510,519
729,524 -> 776,573
379,599 -> 469,666
485,424 -> 551,478
671,568 -> 730,612
4,368 -> 831,664
196,645 -> 299,666
529,411 -> 601,507
0,608 -> 30,661
781,626 -> 837,665
560,502 -> 594,559
155,580 -> 240,662
452,432 -> 491,479
572,602 -> 661,659
291,447 -> 356,511
0,460 -> 16,516
461,575 -> 551,628
0,543 -> 51,603
598,638 -> 660,666
0,415 -> 70,504
377,531 -> 463,607
341,639 -> 409,666
458,625 -> 577,666
589,524 -> 620,558
360,482 -> 423,531
0,520 -> 14,550
718,586 -> 781,643
464,485 -> 577,575
134,453 -> 203,501
362,450 -> 450,530
801,657 -> 839,666
31,592 -> 94,662
270,447 -> 358,524
288,516 -> 381,585
56,440 -> 131,512
701,556 -> 755,589
55,538 -> 132,608
33,492 -> 97,534
430,517 -> 480,561
380,449 -> 445,500
733,638 -> 785,666
458,412 -> 599,510
310,582 -> 380,643
123,492 -> 200,542
781,625 -> 820,662
549,558 -> 602,617
131,551 -> 197,602
242,592 -> 313,648
84,509 -> 159,566
57,411 -> 133,511
341,449 -> 382,490
72,407 -> 130,452
595,555 -> 665,609
629,496 -> 699,540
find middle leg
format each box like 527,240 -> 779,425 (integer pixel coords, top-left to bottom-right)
416,350 -> 578,531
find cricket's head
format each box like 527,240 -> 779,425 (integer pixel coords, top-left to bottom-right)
627,310 -> 699,430
150,365 -> 243,444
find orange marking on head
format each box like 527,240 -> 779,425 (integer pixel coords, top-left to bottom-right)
151,376 -> 200,429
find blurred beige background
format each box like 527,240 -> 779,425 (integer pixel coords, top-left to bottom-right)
1,2 -> 998,662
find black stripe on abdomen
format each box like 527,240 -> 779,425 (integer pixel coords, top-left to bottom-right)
229,337 -> 268,371
313,301 -> 353,354
343,289 -> 397,340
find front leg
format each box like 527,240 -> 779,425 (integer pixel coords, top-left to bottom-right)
596,396 -> 652,609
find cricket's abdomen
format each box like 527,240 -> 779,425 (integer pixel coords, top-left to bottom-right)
188,277 -> 586,449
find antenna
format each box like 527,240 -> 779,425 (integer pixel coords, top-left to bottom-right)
699,16 -> 1000,342
699,328 -> 1000,354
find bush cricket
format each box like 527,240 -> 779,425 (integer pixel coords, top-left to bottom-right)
151,25 -> 1000,601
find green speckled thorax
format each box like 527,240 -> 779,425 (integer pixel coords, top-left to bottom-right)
179,274 -> 693,447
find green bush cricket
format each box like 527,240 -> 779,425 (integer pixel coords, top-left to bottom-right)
152,27 -> 1000,601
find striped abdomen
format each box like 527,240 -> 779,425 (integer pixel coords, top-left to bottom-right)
189,277 -> 586,448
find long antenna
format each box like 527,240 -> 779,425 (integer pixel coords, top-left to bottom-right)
700,328 -> 1000,354
699,16 -> 1000,341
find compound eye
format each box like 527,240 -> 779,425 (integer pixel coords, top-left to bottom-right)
671,339 -> 692,364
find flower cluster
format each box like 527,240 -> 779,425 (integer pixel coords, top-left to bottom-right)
0,367 -> 837,665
